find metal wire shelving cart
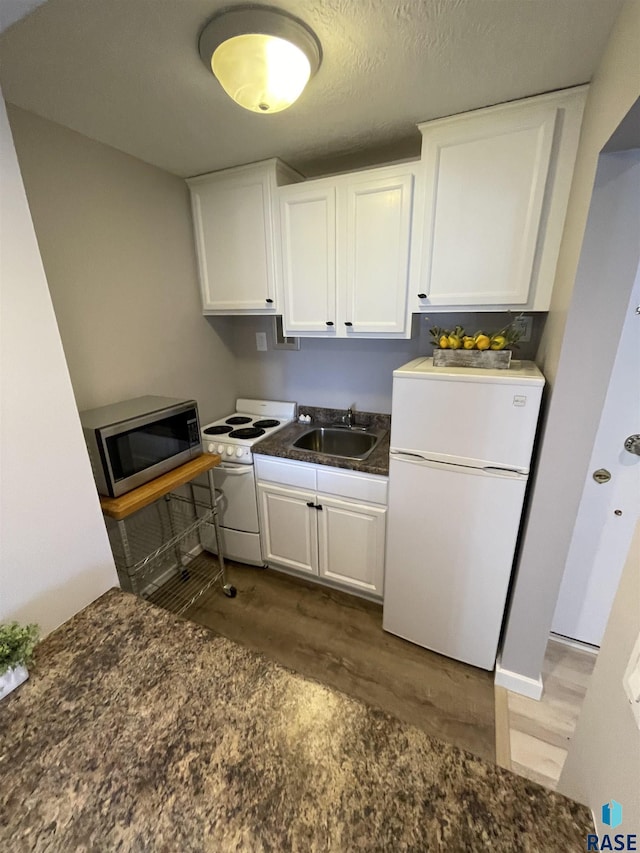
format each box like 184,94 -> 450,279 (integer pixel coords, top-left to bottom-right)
100,455 -> 236,617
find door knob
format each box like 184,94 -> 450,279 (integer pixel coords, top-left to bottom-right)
624,434 -> 640,456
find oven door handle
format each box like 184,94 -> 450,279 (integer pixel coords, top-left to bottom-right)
216,464 -> 254,475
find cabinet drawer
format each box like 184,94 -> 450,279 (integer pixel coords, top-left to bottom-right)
316,469 -> 388,505
255,457 -> 317,490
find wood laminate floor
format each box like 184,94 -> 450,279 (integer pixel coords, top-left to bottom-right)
185,559 -> 496,762
505,638 -> 597,789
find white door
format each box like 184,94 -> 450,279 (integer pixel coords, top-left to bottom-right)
257,483 -> 318,575
279,182 -> 337,334
383,454 -> 527,670
343,172 -> 413,336
317,495 -> 386,597
419,104 -> 556,306
552,268 -> 640,646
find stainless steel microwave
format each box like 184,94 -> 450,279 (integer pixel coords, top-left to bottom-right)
80,396 -> 202,498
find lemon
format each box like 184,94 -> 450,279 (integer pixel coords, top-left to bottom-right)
475,334 -> 490,351
463,336 -> 476,350
448,334 -> 462,350
439,335 -> 450,349
490,335 -> 507,351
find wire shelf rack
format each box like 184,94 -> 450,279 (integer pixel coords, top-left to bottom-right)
106,487 -> 235,616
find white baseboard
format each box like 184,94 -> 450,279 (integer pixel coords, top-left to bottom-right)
494,656 -> 544,700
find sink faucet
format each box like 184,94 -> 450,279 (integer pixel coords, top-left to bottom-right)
343,405 -> 355,428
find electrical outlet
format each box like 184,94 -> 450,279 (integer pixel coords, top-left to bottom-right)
255,332 -> 268,352
512,315 -> 533,343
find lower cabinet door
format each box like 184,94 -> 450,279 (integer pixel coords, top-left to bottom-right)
257,483 -> 318,575
317,496 -> 386,597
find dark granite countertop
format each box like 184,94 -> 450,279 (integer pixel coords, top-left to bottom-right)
253,405 -> 391,477
0,589 -> 592,851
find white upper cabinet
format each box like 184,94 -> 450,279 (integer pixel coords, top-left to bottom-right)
277,163 -> 417,338
414,87 -> 587,312
279,183 -> 337,333
344,172 -> 413,335
187,159 -> 300,314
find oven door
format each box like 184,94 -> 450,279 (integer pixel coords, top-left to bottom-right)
212,462 -> 259,534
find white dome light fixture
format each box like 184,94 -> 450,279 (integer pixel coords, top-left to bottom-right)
199,6 -> 322,114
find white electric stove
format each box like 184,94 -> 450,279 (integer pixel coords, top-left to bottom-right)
201,398 -> 297,464
200,399 -> 296,566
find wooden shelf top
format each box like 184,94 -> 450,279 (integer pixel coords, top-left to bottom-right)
100,454 -> 221,520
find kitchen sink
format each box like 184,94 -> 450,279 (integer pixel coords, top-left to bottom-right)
291,427 -> 383,460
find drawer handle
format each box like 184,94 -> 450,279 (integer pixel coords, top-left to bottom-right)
418,293 -> 427,299
265,298 -> 274,304
306,502 -> 323,510
344,322 -> 353,327
325,321 -> 334,326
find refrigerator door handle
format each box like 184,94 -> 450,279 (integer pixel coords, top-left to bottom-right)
390,452 -> 528,479
481,466 -> 528,478
390,451 -> 429,462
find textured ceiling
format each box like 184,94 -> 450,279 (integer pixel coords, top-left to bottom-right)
0,0 -> 624,178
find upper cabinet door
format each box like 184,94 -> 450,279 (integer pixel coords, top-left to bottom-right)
419,104 -> 557,306
279,183 -> 337,334
188,162 -> 283,314
344,172 -> 413,335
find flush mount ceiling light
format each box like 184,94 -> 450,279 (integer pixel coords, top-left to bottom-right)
199,5 -> 322,114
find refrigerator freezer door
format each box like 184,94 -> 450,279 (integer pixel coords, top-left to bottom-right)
382,454 -> 527,669
390,360 -> 543,473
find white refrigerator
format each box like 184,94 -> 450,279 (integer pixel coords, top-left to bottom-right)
382,357 -> 545,670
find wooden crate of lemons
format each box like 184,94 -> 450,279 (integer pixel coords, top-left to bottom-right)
428,318 -> 523,369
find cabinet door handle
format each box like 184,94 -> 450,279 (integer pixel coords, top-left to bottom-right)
307,501 -> 315,507
316,504 -> 323,511
418,293 -> 427,299
325,321 -> 334,326
265,298 -> 274,304
344,322 -> 353,327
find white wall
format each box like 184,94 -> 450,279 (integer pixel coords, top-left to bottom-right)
498,0 -> 640,686
558,521 -> 640,823
7,106 -> 236,425
0,91 -> 118,635
228,312 -> 544,414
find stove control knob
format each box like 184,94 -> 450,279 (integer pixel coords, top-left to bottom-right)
207,443 -> 215,453
235,447 -> 244,458
226,447 -> 234,457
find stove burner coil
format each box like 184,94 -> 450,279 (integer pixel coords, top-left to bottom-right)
203,425 -> 233,435
253,419 -> 280,428
226,416 -> 252,425
228,427 -> 266,439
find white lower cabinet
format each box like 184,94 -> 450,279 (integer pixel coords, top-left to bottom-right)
317,496 -> 386,596
255,457 -> 388,599
258,483 -> 318,575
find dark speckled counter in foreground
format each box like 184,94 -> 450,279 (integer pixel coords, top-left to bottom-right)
0,589 -> 592,851
253,405 -> 391,476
